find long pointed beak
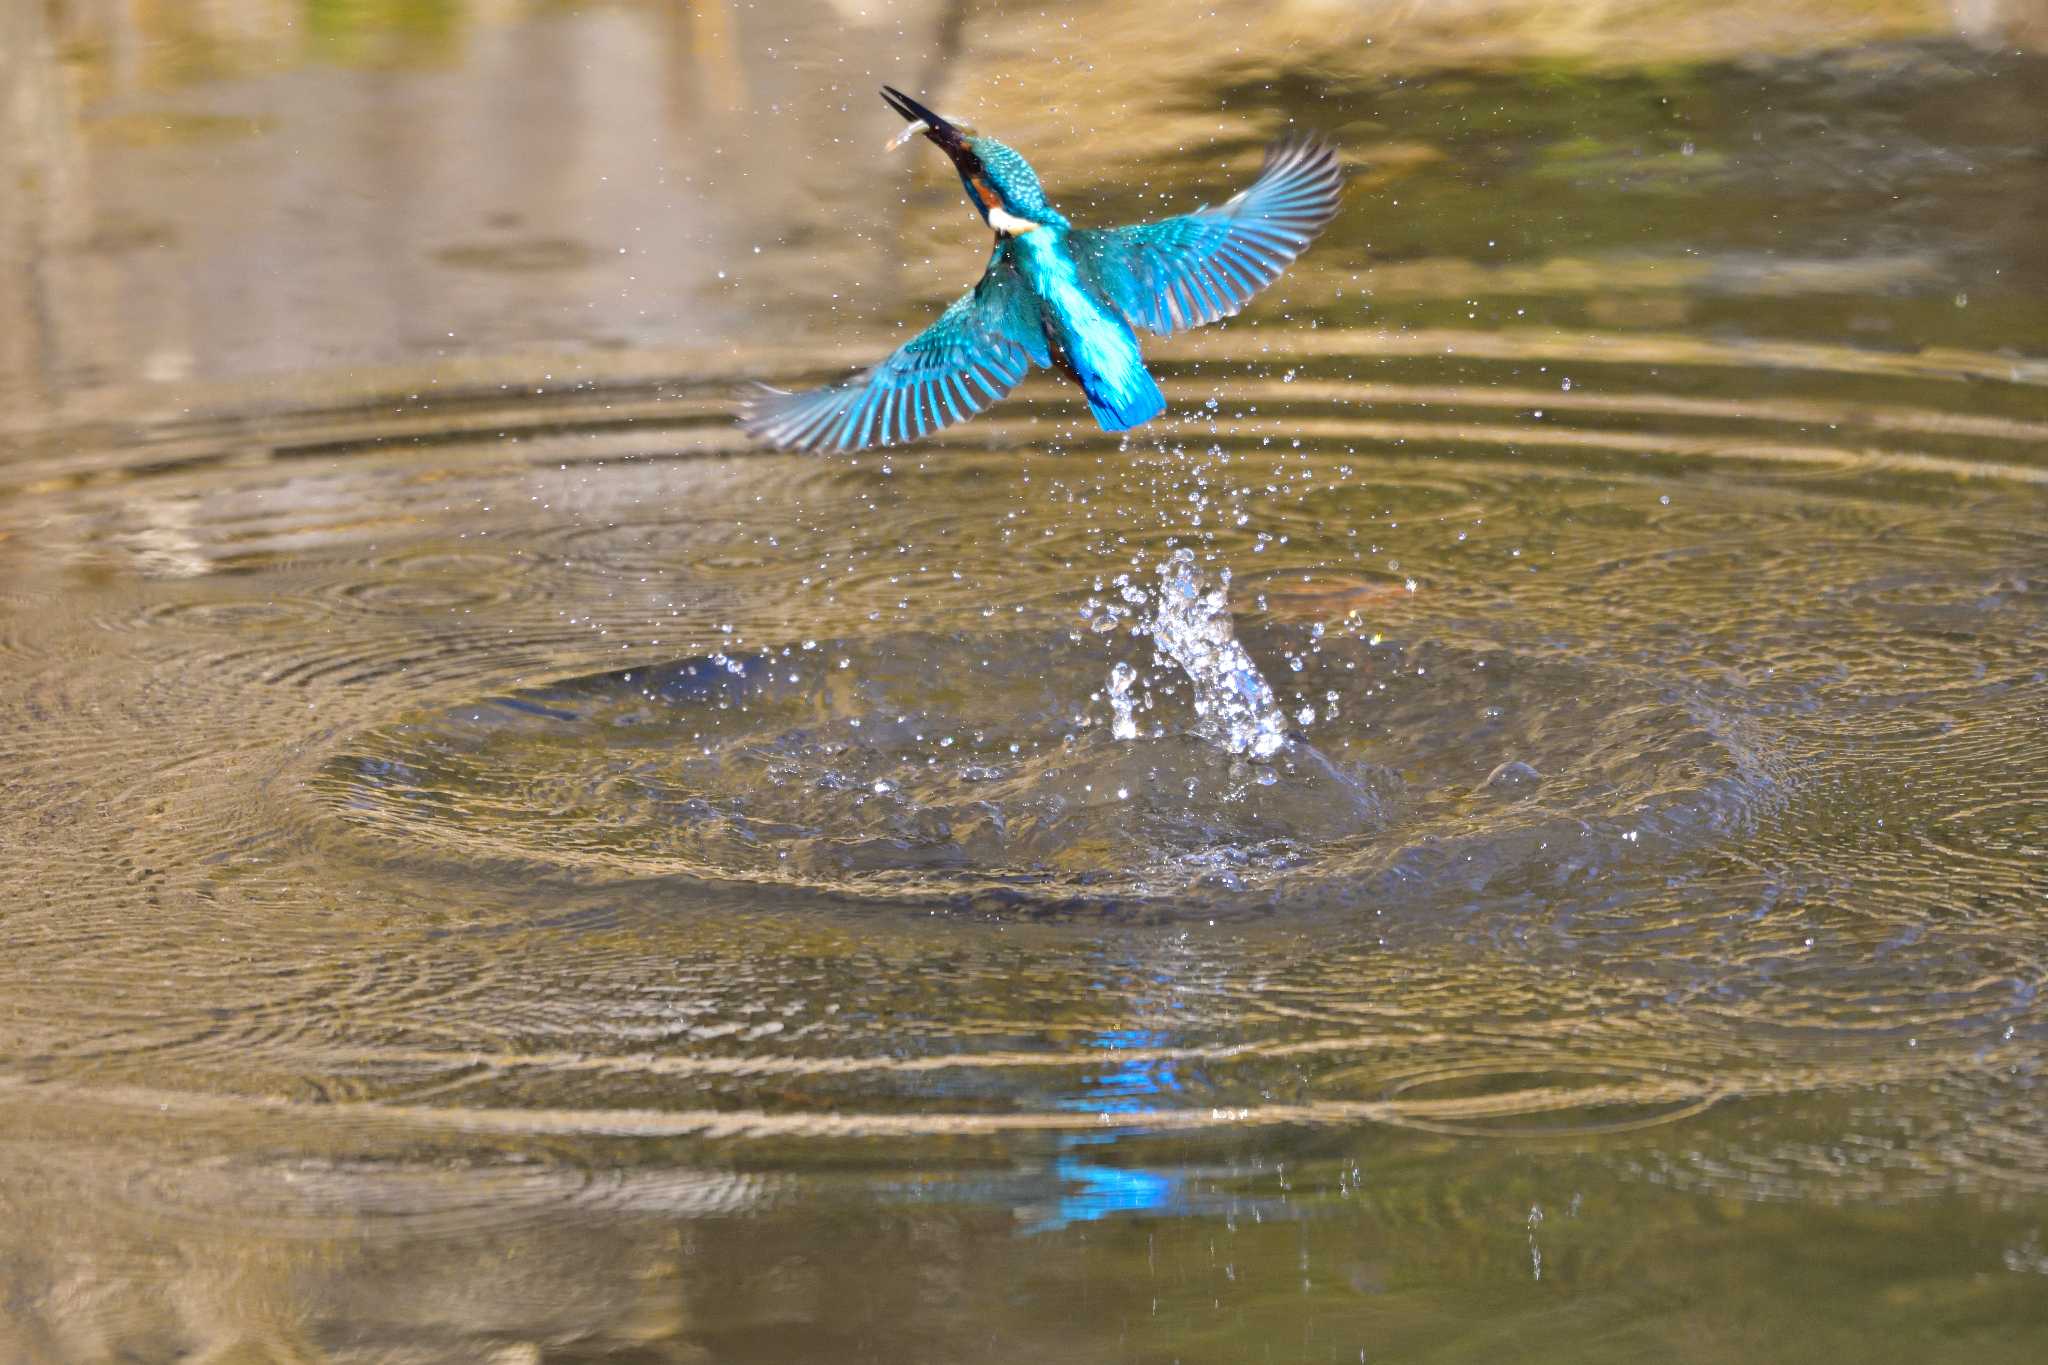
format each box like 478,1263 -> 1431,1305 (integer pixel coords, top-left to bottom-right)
880,85 -> 970,158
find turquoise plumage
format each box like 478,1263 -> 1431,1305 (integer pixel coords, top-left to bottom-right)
1067,136 -> 1343,339
743,89 -> 1341,454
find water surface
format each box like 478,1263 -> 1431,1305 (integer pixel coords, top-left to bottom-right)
2,3 -> 2046,1360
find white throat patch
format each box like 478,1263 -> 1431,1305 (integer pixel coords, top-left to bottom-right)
986,205 -> 1041,236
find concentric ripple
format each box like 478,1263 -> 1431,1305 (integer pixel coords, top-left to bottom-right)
312,615 -> 1781,915
0,304 -> 2044,1208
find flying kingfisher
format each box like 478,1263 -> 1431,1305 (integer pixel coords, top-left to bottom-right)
742,87 -> 1342,453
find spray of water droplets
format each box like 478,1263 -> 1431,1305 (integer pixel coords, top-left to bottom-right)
1106,548 -> 1289,759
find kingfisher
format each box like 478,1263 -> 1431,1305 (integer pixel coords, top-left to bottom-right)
742,87 -> 1342,453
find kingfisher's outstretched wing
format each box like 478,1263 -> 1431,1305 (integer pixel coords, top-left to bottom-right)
1069,133 -> 1341,338
743,241 -> 1050,453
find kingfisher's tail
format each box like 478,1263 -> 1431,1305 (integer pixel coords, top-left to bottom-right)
1079,356 -> 1166,432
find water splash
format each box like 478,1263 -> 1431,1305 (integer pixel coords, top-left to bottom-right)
1106,660 -> 1141,741
1146,548 -> 1289,759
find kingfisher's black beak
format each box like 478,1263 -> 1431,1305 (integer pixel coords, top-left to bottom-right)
881,85 -> 971,160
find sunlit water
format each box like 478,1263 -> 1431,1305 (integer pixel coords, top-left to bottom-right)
2,6 -> 2047,1361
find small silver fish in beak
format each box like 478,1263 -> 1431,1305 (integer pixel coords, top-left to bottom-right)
883,119 -> 929,152
880,85 -> 975,152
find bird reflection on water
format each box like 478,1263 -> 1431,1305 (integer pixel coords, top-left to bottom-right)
1032,1027 -> 1187,1233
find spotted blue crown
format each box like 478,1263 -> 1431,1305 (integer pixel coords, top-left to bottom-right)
970,138 -> 1068,225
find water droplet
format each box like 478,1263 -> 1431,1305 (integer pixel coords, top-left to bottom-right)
1149,549 -> 1288,759
1107,660 -> 1141,741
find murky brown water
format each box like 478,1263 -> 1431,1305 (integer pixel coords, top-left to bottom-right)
3,2 -> 2047,1361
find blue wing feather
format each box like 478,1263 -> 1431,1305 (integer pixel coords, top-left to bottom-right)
1069,133 -> 1342,338
744,241 -> 1049,454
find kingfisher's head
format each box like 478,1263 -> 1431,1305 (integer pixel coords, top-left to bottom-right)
881,86 -> 1067,236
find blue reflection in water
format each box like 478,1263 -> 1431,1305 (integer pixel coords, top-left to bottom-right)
1028,1026 -> 1185,1233
1039,1133 -> 1177,1230
1069,1027 -> 1181,1113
